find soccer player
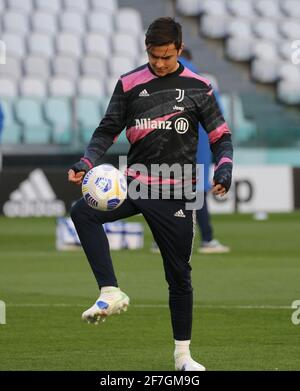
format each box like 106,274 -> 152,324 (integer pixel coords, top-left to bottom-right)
68,17 -> 233,371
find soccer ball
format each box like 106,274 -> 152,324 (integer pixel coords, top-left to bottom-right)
81,164 -> 127,211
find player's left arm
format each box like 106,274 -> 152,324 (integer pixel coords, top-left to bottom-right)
198,85 -> 233,196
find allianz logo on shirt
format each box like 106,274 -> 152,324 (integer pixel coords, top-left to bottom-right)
135,118 -> 172,130
135,118 -> 189,134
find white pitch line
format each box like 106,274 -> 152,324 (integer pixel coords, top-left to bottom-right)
4,303 -> 291,309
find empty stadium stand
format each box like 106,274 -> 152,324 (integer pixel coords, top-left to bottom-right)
0,0 -> 299,161
176,0 -> 300,104
174,0 -> 300,148
0,0 -> 144,149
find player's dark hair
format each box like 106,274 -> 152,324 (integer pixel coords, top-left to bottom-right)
145,17 -> 182,50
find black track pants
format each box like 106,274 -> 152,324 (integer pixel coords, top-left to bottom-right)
71,197 -> 196,340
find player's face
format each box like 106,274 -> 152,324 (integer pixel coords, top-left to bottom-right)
147,43 -> 183,77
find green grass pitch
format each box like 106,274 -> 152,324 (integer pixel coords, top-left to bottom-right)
0,213 -> 300,371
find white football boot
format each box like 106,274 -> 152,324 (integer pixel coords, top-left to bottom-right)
199,239 -> 230,254
82,287 -> 129,324
175,354 -> 206,371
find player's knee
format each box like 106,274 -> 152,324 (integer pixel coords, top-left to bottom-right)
167,275 -> 192,296
171,285 -> 193,296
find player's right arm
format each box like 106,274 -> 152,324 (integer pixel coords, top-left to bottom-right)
68,80 -> 127,185
68,158 -> 93,185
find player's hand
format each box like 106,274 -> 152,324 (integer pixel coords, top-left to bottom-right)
68,158 -> 93,186
68,169 -> 85,185
211,181 -> 227,196
212,162 -> 232,196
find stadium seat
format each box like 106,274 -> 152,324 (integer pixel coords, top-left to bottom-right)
277,63 -> 300,82
252,19 -> 280,41
227,18 -> 252,38
0,77 -> 18,97
56,33 -> 82,58
176,0 -> 203,16
15,98 -> 51,144
279,19 -> 300,40
0,38 -> 4,63
7,0 -> 33,14
251,58 -> 279,83
81,56 -> 107,78
254,0 -> 282,19
20,77 -> 47,97
252,41 -> 278,61
77,77 -> 105,98
91,0 -> 118,14
85,33 -> 110,59
63,0 -> 89,13
220,93 -> 231,123
200,14 -> 228,38
32,11 -> 58,36
110,55 -> 135,77
115,8 -> 143,36
24,55 -> 50,79
76,97 -> 102,144
225,37 -> 253,61
52,56 -> 79,79
0,0 -> 4,12
280,0 -> 300,18
2,33 -> 25,58
227,0 -> 255,17
112,33 -> 139,59
202,0 -> 227,16
35,0 -> 61,14
60,11 -> 86,35
231,95 -> 257,143
0,98 -> 22,144
87,12 -> 113,36
44,98 -> 73,144
278,40 -> 295,60
2,11 -> 29,35
28,33 -> 54,58
277,80 -> 300,104
0,57 -> 21,80
49,77 -> 75,97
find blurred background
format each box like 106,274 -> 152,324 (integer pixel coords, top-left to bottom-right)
0,0 -> 300,216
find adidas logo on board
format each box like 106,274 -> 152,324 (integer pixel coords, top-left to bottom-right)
3,169 -> 66,217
